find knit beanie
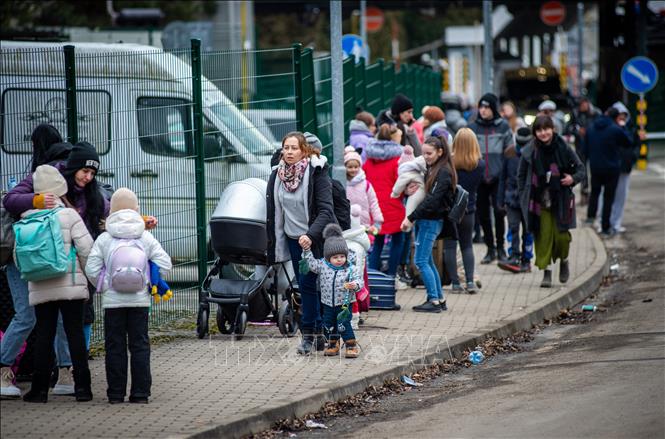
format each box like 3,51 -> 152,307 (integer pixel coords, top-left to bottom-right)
323,223 -> 348,261
66,141 -> 100,173
344,145 -> 362,165
110,187 -> 139,213
391,93 -> 413,116
515,127 -> 533,147
423,106 -> 445,123
304,132 -> 323,152
478,93 -> 499,120
33,165 -> 68,197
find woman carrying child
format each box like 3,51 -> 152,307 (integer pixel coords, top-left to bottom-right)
400,135 -> 457,313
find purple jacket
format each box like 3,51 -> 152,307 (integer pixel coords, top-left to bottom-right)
348,120 -> 374,162
3,161 -> 110,231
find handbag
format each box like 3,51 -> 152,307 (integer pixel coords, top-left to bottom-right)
447,185 -> 468,224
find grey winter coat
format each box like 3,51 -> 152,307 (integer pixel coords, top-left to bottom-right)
303,250 -> 362,307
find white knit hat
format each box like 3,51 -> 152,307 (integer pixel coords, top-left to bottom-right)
33,165 -> 67,197
110,187 -> 139,213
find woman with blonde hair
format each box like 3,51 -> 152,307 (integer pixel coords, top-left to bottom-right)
444,128 -> 486,293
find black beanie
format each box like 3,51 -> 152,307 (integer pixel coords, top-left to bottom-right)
515,127 -> 533,147
478,93 -> 499,120
391,94 -> 413,117
66,141 -> 100,173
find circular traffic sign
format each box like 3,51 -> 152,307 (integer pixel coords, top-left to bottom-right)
365,6 -> 384,33
540,1 -> 566,26
621,57 -> 659,94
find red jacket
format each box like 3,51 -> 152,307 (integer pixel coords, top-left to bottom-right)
363,156 -> 404,235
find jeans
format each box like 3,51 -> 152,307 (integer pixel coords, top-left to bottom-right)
368,232 -> 405,276
104,307 -> 151,399
414,219 -> 443,302
286,237 -> 321,332
477,180 -> 505,251
321,304 -> 355,343
31,300 -> 90,393
506,206 -> 527,258
55,313 -> 73,367
611,173 -> 630,230
588,170 -> 620,232
1,263 -> 36,366
444,213 -> 475,285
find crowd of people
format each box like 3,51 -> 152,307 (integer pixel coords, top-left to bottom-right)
0,89 -> 641,401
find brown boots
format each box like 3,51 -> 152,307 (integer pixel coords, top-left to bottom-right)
324,339 -> 359,358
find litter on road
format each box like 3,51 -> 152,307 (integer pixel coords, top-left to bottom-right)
305,420 -> 327,429
400,375 -> 424,386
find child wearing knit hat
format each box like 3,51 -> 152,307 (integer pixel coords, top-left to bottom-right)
301,224 -> 362,358
85,187 -> 172,403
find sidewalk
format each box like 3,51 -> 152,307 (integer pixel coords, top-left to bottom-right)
0,227 -> 607,439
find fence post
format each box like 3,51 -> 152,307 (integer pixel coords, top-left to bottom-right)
63,45 -> 78,144
292,43 -> 304,132
190,39 -> 207,289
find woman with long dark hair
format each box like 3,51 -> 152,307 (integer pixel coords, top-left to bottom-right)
401,135 -> 457,313
517,115 -> 585,288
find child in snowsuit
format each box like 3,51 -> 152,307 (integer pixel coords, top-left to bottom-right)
391,147 -> 426,219
302,224 -> 362,358
85,188 -> 172,404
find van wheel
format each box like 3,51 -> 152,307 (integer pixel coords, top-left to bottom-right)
234,311 -> 247,341
216,307 -> 233,334
196,308 -> 209,339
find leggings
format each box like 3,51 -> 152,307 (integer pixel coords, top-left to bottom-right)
444,212 -> 475,285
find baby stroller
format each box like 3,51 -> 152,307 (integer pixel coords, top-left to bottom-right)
196,178 -> 300,340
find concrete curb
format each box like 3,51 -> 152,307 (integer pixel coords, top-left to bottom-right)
187,228 -> 608,439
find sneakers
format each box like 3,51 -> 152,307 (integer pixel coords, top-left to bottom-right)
450,283 -> 465,294
129,396 -> 149,404
497,248 -> 509,263
559,259 -> 570,283
439,300 -> 448,311
344,340 -> 360,358
1,367 -> 21,399
540,269 -> 553,288
519,260 -> 532,273
497,255 -> 521,273
53,367 -> 75,396
351,312 -> 360,330
397,265 -> 413,284
296,332 -> 315,355
466,281 -> 478,294
324,339 -> 341,356
358,312 -> 366,326
395,278 -> 409,290
480,249 -> 496,264
412,301 -> 442,313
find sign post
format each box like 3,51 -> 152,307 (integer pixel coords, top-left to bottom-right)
621,56 -> 658,171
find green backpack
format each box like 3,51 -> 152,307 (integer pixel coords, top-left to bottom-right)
12,208 -> 76,282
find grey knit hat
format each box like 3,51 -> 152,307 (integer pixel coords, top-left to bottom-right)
304,132 -> 323,152
515,127 -> 533,147
322,223 -> 348,261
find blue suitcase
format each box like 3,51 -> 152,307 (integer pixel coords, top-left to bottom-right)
367,269 -> 401,310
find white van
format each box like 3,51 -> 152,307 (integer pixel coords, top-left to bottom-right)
0,41 -> 278,275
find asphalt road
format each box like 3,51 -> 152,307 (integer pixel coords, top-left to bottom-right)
291,169 -> 665,438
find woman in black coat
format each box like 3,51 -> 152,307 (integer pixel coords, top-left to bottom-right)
400,135 -> 457,313
517,116 -> 585,288
266,131 -> 335,355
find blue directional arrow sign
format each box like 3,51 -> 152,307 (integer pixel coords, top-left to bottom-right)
342,34 -> 367,62
621,57 -> 659,94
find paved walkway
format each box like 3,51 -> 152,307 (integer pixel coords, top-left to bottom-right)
0,227 -> 605,439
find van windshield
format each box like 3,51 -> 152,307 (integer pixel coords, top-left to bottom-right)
209,102 -> 275,156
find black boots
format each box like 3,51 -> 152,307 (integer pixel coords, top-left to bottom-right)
540,270 -> 553,288
497,248 -> 509,263
297,329 -> 326,355
559,259 -> 570,283
73,367 -> 93,402
23,388 -> 48,403
481,248 -> 496,264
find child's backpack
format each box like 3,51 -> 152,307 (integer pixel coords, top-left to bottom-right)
12,208 -> 76,281
102,238 -> 148,293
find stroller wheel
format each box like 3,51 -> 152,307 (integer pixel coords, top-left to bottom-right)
216,306 -> 233,334
196,307 -> 209,339
278,300 -> 298,337
233,310 -> 248,340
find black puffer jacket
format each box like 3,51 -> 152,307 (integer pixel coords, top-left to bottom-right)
408,165 -> 455,222
266,155 -> 335,263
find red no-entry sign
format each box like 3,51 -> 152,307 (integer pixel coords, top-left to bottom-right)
540,1 -> 566,27
365,6 -> 384,33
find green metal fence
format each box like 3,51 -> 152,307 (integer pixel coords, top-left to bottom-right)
1,40 -> 440,343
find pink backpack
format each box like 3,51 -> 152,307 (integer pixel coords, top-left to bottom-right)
98,239 -> 148,293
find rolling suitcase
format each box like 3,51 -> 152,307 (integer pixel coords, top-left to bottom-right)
367,269 -> 401,310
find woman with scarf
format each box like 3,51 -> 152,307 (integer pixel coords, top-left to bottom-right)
517,116 -> 585,288
267,132 -> 335,355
